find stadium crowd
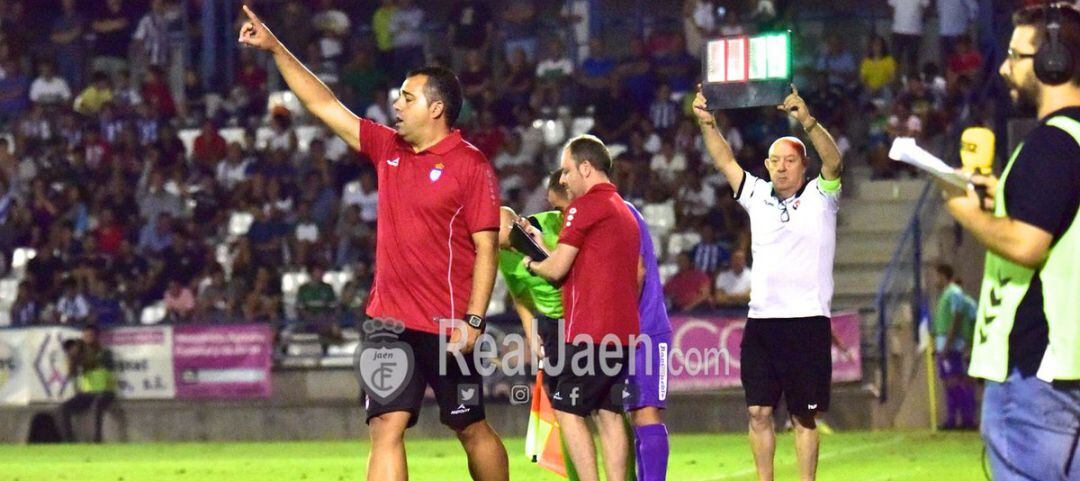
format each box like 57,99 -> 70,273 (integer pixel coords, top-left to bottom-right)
0,0 -> 986,337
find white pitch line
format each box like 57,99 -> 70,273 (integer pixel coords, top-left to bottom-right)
702,435 -> 910,481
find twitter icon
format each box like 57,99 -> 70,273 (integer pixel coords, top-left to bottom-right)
457,384 -> 480,406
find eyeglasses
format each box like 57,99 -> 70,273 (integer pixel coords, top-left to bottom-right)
1007,48 -> 1036,63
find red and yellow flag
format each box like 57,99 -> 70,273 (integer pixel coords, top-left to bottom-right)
525,371 -> 578,479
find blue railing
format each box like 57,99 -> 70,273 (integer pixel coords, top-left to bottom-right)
872,180 -> 942,403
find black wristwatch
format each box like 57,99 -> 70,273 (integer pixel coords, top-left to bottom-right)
465,314 -> 486,332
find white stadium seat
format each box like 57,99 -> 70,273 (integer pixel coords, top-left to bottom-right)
227,211 -> 255,238
658,263 -> 680,284
140,301 -> 167,325
322,271 -> 354,298
642,201 -> 676,238
11,247 -> 36,279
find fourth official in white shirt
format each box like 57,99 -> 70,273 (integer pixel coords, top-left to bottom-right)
693,84 -> 843,481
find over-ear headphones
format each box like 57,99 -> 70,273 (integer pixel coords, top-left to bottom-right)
1035,1 -> 1075,85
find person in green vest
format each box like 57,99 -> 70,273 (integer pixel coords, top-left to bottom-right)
497,171 -> 581,481
938,5 -> 1080,479
930,264 -> 977,430
60,324 -> 117,443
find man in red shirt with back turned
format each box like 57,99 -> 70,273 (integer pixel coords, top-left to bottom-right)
239,6 -> 507,481
524,135 -> 641,481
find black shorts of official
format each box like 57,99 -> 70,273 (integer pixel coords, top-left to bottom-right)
536,315 -> 562,394
740,316 -> 832,417
361,328 -> 485,430
545,342 -> 630,417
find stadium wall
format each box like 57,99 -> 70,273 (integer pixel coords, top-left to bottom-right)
0,370 -> 879,444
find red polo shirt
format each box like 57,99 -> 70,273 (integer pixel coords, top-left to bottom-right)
558,183 -> 640,345
358,119 -> 500,334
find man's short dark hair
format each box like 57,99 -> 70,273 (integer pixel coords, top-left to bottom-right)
547,169 -> 568,197
1014,3 -> 1080,85
406,66 -> 463,126
564,135 -> 613,175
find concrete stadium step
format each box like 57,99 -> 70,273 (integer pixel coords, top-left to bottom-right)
848,179 -> 928,202
833,293 -> 879,312
838,205 -> 952,234
834,235 -> 942,266
834,267 -> 888,297
838,203 -> 914,233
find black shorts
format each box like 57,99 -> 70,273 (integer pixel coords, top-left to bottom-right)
740,316 -> 832,416
536,315 -> 562,394
361,328 -> 485,430
545,342 -> 630,417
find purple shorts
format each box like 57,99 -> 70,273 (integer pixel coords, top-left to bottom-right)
626,331 -> 671,411
936,350 -> 967,379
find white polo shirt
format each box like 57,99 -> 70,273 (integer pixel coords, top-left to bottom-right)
735,171 -> 839,319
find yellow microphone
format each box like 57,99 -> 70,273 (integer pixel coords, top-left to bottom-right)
960,127 -> 995,210
960,127 -> 995,176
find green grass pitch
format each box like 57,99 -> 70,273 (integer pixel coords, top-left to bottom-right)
0,431 -> 985,481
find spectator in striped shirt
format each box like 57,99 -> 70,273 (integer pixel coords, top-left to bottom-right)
132,0 -> 169,69
690,224 -> 730,275
649,84 -> 680,132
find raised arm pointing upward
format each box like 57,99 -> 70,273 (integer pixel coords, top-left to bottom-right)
239,5 -> 360,151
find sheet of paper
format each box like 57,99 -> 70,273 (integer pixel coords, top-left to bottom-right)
888,137 -> 969,189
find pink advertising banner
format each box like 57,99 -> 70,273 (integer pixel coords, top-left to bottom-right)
172,324 -> 273,399
667,311 -> 862,392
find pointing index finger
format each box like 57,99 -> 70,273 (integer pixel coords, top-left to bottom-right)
790,83 -> 799,96
242,4 -> 262,25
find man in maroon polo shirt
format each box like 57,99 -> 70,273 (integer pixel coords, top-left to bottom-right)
524,135 -> 641,481
239,6 -> 508,481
